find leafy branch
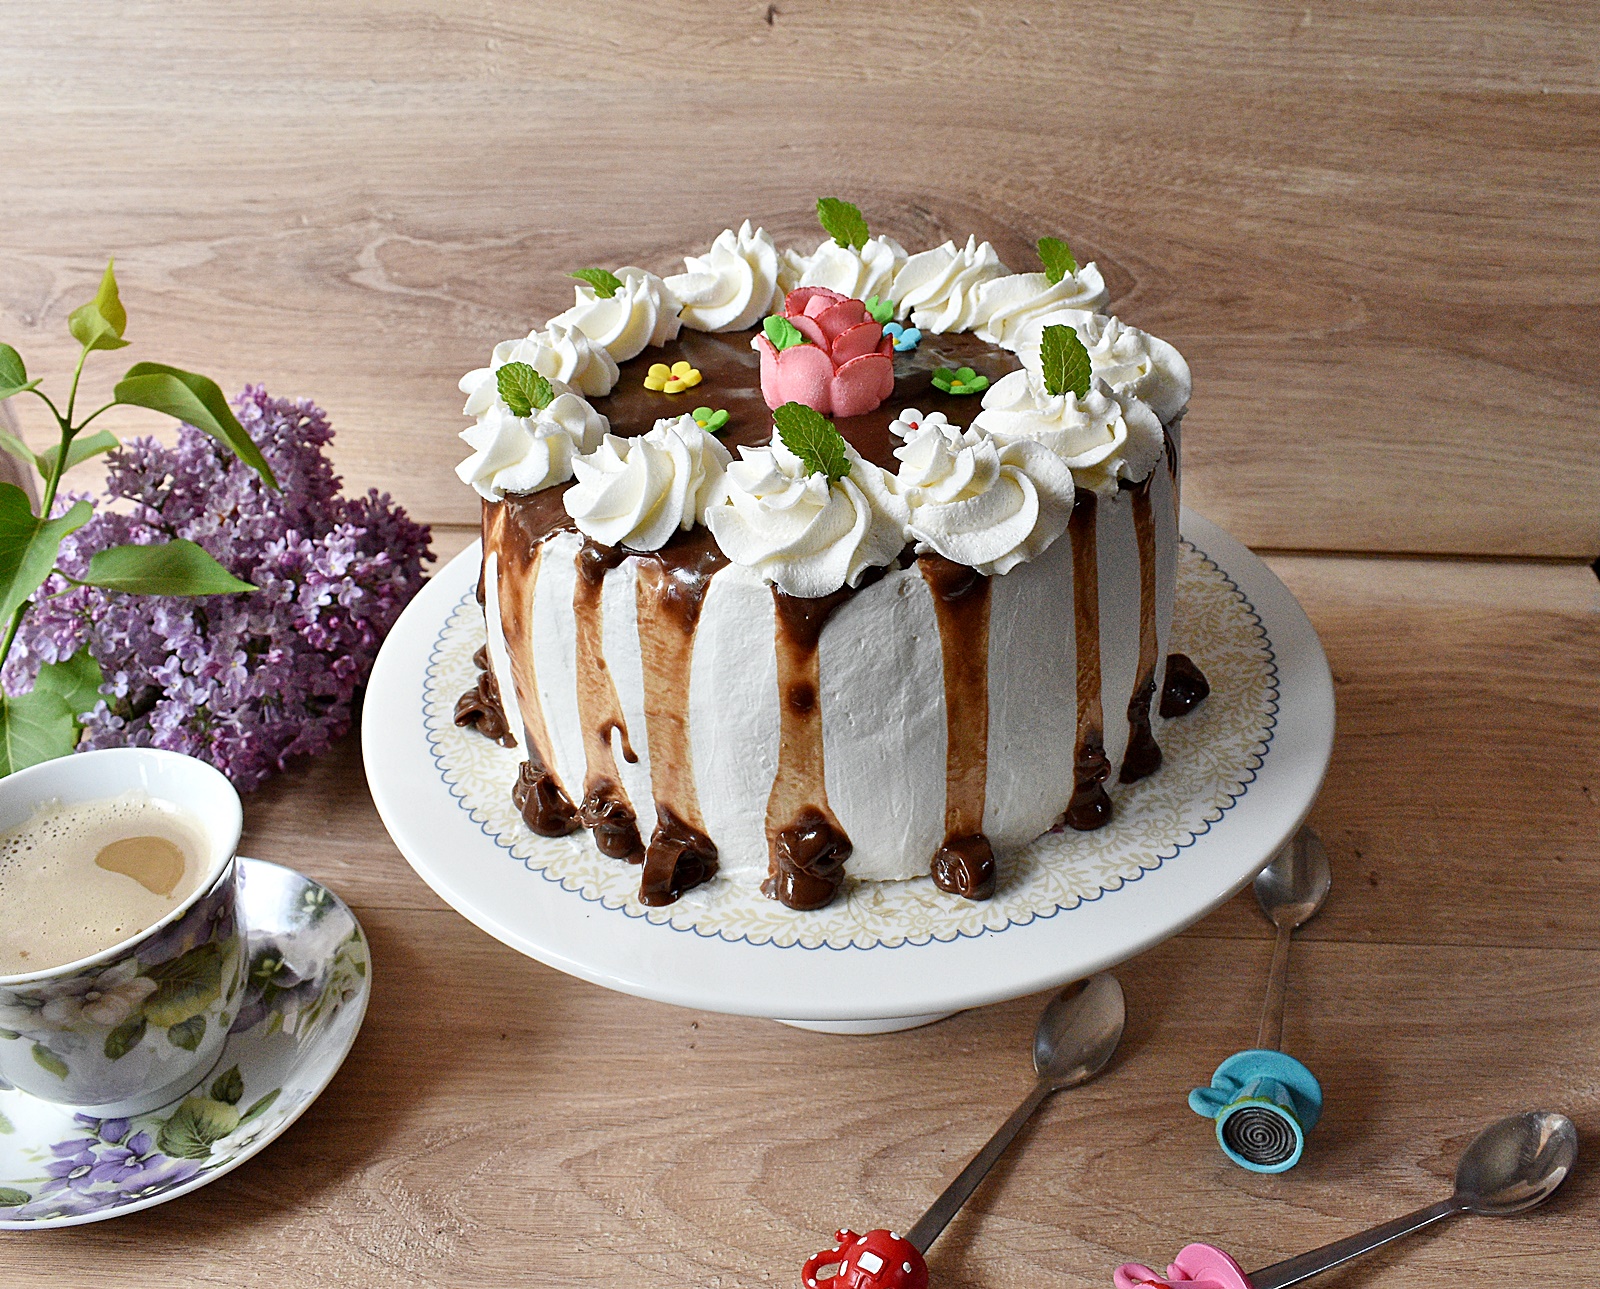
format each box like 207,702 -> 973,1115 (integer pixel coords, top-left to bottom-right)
0,260 -> 275,774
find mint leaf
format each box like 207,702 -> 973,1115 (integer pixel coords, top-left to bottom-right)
68,260 -> 130,354
816,198 -> 870,251
114,363 -> 277,489
762,315 -> 806,351
570,268 -> 623,299
496,361 -> 553,417
84,539 -> 256,596
0,344 -> 40,402
1040,323 -> 1092,399
1037,237 -> 1077,285
864,295 -> 894,324
772,402 -> 851,482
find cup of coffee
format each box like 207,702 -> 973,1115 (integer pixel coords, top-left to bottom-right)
0,748 -> 246,1115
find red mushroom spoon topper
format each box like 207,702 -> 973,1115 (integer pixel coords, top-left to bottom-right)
802,1229 -> 928,1289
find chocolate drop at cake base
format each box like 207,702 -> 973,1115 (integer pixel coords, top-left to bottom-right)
454,645 -> 518,748
1160,652 -> 1211,717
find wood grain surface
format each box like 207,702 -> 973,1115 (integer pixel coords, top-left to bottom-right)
1,2 -> 1597,1286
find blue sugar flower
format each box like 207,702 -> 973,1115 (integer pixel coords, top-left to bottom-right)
883,321 -> 922,353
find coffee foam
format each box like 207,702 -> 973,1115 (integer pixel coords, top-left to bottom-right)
0,789 -> 213,976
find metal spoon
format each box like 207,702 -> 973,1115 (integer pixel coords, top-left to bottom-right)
1253,826 -> 1331,1051
1189,827 -> 1331,1172
1248,1110 -> 1579,1288
1120,1111 -> 1579,1289
804,974 -> 1125,1288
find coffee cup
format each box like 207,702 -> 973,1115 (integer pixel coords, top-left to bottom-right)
0,748 -> 245,1115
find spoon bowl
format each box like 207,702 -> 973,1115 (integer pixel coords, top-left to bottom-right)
1456,1111 -> 1578,1216
1033,972 -> 1127,1090
1254,826 -> 1332,931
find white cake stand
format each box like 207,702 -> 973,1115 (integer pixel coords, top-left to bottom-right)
364,511 -> 1333,1032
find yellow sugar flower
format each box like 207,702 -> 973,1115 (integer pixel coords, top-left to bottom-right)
644,360 -> 703,394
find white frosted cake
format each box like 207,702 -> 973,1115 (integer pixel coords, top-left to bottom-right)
453,203 -> 1208,910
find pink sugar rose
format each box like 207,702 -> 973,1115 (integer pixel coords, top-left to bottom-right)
754,287 -> 896,418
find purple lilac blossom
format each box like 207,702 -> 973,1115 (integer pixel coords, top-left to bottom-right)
4,387 -> 432,790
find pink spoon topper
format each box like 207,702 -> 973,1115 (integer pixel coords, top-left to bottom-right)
802,1229 -> 928,1289
1113,1243 -> 1252,1289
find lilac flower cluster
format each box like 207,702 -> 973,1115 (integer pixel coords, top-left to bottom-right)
4,386 -> 432,790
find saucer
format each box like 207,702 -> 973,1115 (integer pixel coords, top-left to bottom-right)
365,510 -> 1334,1031
0,858 -> 370,1228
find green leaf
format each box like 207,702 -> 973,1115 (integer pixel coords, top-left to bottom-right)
59,429 -> 120,474
1036,236 -> 1078,285
762,316 -> 806,352
166,1014 -> 206,1052
0,344 -> 40,402
67,261 -> 130,354
33,650 -> 105,719
83,539 -> 255,597
113,364 -> 277,489
0,1187 -> 29,1207
0,481 -> 92,627
495,362 -> 554,418
238,1087 -> 281,1126
772,402 -> 851,482
570,267 -> 622,299
0,686 -> 79,776
863,295 -> 894,325
1040,323 -> 1092,399
816,198 -> 870,251
156,1096 -> 240,1160
210,1064 -> 244,1106
144,941 -> 223,1027
31,1043 -> 68,1080
103,1015 -> 147,1061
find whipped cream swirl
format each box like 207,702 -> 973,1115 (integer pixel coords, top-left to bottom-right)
895,421 -> 1076,576
973,263 -> 1110,348
777,234 -> 909,303
891,235 -> 1009,333
563,414 -> 731,550
665,221 -> 782,333
1013,311 -> 1192,424
972,371 -> 1165,495
460,321 -> 619,405
704,440 -> 908,597
455,383 -> 608,501
549,266 -> 682,362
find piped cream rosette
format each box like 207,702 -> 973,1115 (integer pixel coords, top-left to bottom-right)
454,379 -> 608,501
549,266 -> 682,362
563,415 -> 732,551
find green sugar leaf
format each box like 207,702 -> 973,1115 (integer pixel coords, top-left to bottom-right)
762,315 -> 806,352
570,267 -> 623,299
1036,237 -> 1077,285
816,198 -> 870,251
772,402 -> 851,482
1040,323 -> 1092,399
68,261 -> 130,354
496,361 -> 554,418
864,295 -> 894,324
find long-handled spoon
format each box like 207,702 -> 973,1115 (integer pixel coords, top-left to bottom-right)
803,973 -> 1126,1289
1189,827 -> 1330,1172
1116,1110 -> 1579,1289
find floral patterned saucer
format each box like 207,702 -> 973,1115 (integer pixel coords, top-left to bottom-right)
0,859 -> 369,1228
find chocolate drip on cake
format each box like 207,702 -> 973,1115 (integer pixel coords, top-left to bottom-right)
633,529 -> 728,905
484,498 -> 581,835
763,584 -> 863,910
1120,476 -> 1164,783
571,539 -> 643,861
454,644 -> 517,748
921,555 -> 996,900
1064,488 -> 1113,831
1160,652 -> 1211,717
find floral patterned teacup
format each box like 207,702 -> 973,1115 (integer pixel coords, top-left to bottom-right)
0,749 -> 245,1115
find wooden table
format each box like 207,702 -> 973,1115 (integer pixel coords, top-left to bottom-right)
3,3 -> 1597,1284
